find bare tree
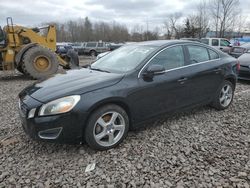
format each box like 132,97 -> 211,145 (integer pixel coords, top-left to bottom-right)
165,13 -> 182,39
196,0 -> 209,38
209,0 -> 240,37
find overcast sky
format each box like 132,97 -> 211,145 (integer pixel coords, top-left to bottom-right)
0,0 -> 249,32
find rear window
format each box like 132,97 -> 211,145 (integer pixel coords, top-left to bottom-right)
187,45 -> 210,63
208,49 -> 219,60
201,39 -> 209,45
86,42 -> 97,47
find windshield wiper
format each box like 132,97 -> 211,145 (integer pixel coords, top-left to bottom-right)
89,66 -> 110,73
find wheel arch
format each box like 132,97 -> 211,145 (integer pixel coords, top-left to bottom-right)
83,98 -> 132,136
15,43 -> 38,66
225,75 -> 237,89
89,49 -> 97,54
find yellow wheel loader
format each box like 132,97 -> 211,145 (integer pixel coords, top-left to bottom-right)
0,17 -> 79,79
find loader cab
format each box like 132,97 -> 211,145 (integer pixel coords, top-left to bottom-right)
0,26 -> 6,47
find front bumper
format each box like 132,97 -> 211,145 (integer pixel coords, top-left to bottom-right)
238,65 -> 250,81
19,96 -> 88,144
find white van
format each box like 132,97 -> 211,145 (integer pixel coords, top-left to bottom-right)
201,38 -> 232,53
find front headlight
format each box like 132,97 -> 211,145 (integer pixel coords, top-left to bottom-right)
39,95 -> 81,116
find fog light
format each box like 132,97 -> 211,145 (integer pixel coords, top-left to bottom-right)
28,108 -> 36,119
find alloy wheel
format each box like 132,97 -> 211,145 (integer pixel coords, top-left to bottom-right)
219,84 -> 233,107
93,111 -> 126,147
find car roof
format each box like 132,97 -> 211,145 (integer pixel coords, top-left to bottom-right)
134,40 -> 200,47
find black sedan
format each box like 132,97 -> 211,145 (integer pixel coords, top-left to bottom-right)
238,53 -> 250,80
18,40 -> 238,150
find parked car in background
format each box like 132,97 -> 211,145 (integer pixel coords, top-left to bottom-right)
201,38 -> 232,53
72,43 -> 86,55
180,38 -> 201,42
83,42 -> 110,57
96,51 -> 110,60
108,43 -> 124,51
18,40 -> 238,150
237,53 -> 250,80
230,43 -> 250,58
56,44 -> 74,56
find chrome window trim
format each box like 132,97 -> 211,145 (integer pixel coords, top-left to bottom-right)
138,44 -> 221,78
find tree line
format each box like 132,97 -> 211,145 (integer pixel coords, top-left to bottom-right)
49,0 -> 247,42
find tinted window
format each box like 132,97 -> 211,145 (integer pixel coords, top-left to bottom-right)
208,49 -> 219,60
187,45 -> 209,63
150,46 -> 185,70
212,39 -> 219,46
201,39 -> 209,45
86,42 -> 97,47
220,39 -> 230,47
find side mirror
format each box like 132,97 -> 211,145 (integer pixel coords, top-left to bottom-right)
228,44 -> 233,47
143,64 -> 165,78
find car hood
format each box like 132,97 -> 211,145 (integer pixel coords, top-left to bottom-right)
20,68 -> 124,103
238,53 -> 250,66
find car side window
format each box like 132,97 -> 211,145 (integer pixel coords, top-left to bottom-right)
187,45 -> 209,63
150,46 -> 185,70
86,42 -> 97,47
220,39 -> 230,47
208,49 -> 219,60
98,43 -> 104,47
201,39 -> 209,45
212,39 -> 219,46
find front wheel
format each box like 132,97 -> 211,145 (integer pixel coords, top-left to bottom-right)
211,80 -> 235,110
84,104 -> 129,150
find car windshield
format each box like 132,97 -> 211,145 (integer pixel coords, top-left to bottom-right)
91,45 -> 156,73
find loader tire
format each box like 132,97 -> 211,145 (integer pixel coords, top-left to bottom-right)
22,46 -> 59,79
17,62 -> 24,74
63,49 -> 79,69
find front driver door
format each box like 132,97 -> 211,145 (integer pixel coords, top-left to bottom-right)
128,45 -> 192,123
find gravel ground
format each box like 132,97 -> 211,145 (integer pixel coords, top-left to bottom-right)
0,70 -> 250,187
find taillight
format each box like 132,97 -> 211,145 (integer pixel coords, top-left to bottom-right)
236,60 -> 240,72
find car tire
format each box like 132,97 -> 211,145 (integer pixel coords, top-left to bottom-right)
22,46 -> 59,79
90,50 -> 96,57
84,104 -> 129,150
211,80 -> 235,110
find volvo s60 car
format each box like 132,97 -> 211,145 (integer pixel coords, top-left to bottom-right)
18,40 -> 238,150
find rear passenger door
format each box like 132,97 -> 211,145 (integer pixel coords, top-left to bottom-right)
184,45 -> 224,104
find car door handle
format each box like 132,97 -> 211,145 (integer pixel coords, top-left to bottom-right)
178,77 -> 188,84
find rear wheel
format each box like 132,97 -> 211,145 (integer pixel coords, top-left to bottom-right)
211,80 -> 235,110
90,50 -> 96,58
22,46 -> 59,79
85,104 -> 129,150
